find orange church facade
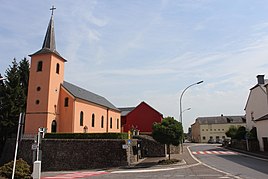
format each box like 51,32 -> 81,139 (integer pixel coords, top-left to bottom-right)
25,11 -> 121,135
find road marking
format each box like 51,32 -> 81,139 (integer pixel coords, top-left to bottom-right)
188,145 -> 242,179
192,151 -> 237,155
41,171 -> 108,179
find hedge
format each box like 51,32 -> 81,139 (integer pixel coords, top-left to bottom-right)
45,133 -> 128,139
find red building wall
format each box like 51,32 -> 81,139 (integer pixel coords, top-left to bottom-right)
122,102 -> 163,133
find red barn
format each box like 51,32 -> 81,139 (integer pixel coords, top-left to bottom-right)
119,101 -> 163,133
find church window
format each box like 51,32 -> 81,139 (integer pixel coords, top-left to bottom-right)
37,86 -> 41,91
117,118 -> 119,129
37,61 -> 43,72
110,117 -> 112,129
92,114 -> 95,127
80,111 -> 84,126
51,120 -> 57,133
56,63 -> 60,74
64,97 -> 69,107
101,116 -> 104,128
35,100 -> 40,105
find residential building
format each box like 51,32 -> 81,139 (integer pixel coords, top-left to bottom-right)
24,10 -> 121,135
119,101 -> 163,133
245,75 -> 268,151
191,115 -> 246,143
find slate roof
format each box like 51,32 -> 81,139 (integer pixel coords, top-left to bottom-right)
62,81 -> 120,111
118,107 -> 135,116
30,13 -> 66,62
195,115 -> 246,124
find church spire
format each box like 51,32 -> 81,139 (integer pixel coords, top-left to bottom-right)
42,6 -> 56,51
30,6 -> 66,62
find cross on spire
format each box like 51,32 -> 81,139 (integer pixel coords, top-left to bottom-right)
50,5 -> 56,16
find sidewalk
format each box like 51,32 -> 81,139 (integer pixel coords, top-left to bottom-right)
119,144 -> 198,169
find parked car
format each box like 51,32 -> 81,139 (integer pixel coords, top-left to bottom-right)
208,139 -> 215,143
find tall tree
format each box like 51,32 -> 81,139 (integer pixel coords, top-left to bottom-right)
0,58 -> 29,157
152,116 -> 183,160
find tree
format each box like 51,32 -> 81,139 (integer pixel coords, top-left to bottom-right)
152,116 -> 183,160
0,58 -> 29,157
235,126 -> 246,140
226,126 -> 247,140
225,126 -> 238,139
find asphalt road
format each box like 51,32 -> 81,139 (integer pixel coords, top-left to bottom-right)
190,144 -> 268,179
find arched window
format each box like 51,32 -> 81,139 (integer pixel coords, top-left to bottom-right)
56,63 -> 60,74
37,61 -> 43,72
117,118 -> 119,129
101,116 -> 104,128
110,117 -> 112,129
64,97 -> 69,107
51,120 -> 57,133
80,111 -> 84,126
92,113 -> 95,127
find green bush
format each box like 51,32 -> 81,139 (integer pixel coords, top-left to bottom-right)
45,133 -> 128,139
0,158 -> 31,179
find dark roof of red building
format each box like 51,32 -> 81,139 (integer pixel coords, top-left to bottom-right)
118,107 -> 135,116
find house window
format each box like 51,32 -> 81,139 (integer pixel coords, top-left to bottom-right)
80,111 -> 84,126
35,100 -> 40,105
64,97 -> 69,107
37,86 -> 41,91
117,118 -> 119,129
92,114 -> 95,127
56,63 -> 60,74
101,116 -> 104,128
202,129 -> 204,131
110,117 -> 112,129
206,129 -> 208,131
37,61 -> 43,72
202,136 -> 206,140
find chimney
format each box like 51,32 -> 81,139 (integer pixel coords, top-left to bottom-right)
257,75 -> 265,85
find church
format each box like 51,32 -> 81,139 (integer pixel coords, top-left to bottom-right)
24,8 -> 121,135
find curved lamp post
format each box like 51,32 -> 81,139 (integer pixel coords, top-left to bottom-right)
179,80 -> 203,152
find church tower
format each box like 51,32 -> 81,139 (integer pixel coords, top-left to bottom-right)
25,7 -> 66,135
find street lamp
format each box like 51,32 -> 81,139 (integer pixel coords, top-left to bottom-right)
179,80 -> 203,152
182,107 -> 191,113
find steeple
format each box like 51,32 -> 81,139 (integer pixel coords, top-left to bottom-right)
42,8 -> 56,51
30,6 -> 66,62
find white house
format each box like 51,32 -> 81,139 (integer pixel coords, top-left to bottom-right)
245,75 -> 268,151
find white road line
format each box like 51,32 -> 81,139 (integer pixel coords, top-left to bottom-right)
188,145 -> 242,179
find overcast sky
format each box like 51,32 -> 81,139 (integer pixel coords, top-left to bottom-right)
1,0 -> 268,131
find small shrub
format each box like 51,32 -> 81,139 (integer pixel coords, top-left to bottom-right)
0,158 -> 31,179
158,159 -> 181,165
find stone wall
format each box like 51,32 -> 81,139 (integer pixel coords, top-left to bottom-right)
134,135 -> 166,157
0,138 -> 138,171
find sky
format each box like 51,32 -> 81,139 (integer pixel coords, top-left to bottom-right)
1,0 -> 268,131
